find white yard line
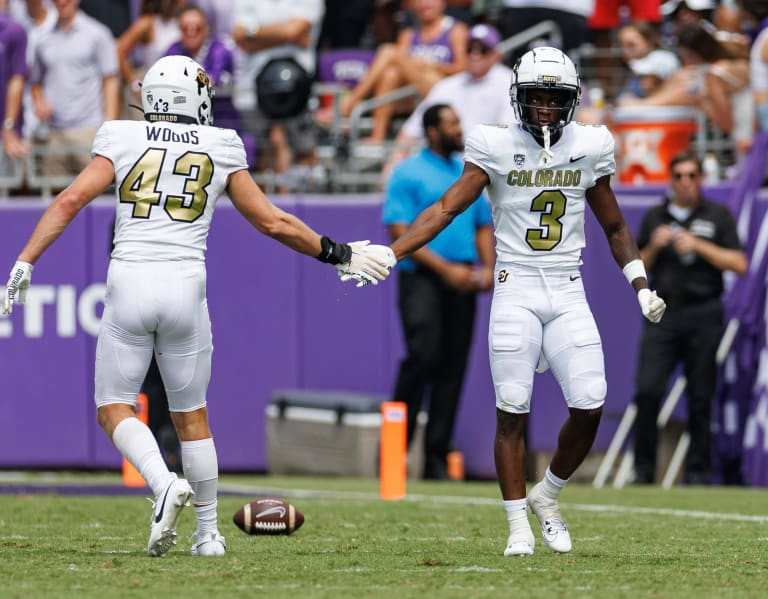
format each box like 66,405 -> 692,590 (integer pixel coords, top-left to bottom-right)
218,483 -> 768,524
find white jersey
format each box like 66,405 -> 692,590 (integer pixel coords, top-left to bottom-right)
92,120 -> 249,262
464,121 -> 615,268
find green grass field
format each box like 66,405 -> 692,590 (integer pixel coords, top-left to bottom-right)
1,472 -> 767,598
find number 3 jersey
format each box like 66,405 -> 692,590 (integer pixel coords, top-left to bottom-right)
464,122 -> 615,268
93,120 -> 249,262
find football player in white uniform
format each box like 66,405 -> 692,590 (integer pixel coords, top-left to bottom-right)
387,47 -> 666,556
2,56 -> 395,558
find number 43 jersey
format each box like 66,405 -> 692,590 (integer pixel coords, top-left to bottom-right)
93,120 -> 249,262
464,121 -> 615,268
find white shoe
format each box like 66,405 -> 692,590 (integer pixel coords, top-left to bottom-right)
503,527 -> 535,556
191,531 -> 227,557
146,477 -> 193,557
527,482 -> 572,553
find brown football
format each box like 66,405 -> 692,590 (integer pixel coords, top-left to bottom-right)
232,497 -> 304,535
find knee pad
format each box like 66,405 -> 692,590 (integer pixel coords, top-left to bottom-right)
495,381 -> 532,414
564,348 -> 607,410
489,312 -> 538,415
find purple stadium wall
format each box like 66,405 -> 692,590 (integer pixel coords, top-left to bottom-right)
0,186 -> 743,478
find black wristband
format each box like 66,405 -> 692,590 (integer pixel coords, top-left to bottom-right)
316,236 -> 352,265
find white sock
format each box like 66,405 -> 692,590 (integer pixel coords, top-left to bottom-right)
181,438 -> 219,537
541,466 -> 568,500
112,417 -> 174,497
503,498 -> 529,534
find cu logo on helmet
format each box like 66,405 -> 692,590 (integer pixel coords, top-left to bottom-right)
196,69 -> 211,94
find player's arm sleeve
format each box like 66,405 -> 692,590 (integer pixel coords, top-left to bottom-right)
222,131 -> 250,175
593,127 -> 616,180
90,122 -> 114,161
464,127 -> 495,179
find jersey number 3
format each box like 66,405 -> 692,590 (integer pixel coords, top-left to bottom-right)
526,190 -> 566,251
119,148 -> 213,223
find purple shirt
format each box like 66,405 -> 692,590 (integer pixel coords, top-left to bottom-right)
0,14 -> 28,132
410,16 -> 456,65
165,37 -> 233,86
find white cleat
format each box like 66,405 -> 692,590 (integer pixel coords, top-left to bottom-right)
146,477 -> 193,557
503,528 -> 535,557
191,531 -> 227,557
527,482 -> 572,553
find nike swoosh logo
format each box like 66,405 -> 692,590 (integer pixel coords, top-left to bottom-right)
569,155 -> 586,163
570,275 -> 581,281
154,484 -> 172,523
255,506 -> 287,519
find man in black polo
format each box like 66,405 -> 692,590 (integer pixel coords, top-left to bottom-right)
632,150 -> 748,485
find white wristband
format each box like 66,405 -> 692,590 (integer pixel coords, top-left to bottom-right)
622,259 -> 646,286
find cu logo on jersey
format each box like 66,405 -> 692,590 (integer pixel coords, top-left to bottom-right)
497,269 -> 509,283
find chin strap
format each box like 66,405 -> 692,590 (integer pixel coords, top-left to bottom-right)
538,125 -> 554,166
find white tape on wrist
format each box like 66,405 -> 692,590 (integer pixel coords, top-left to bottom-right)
622,259 -> 646,286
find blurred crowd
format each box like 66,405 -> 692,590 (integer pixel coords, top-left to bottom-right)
0,0 -> 766,194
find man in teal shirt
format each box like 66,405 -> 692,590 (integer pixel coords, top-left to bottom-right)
384,103 -> 495,479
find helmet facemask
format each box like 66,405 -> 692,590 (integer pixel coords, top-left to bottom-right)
509,47 -> 581,141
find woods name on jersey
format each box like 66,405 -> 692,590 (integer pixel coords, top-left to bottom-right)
145,125 -> 201,145
506,168 -> 582,188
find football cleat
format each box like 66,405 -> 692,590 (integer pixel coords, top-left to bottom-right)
527,481 -> 572,553
146,477 -> 193,557
190,531 -> 227,557
503,527 -> 535,557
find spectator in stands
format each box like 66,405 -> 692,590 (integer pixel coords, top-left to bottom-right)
231,0 -> 324,179
588,1 -> 662,100
384,103 -> 494,480
615,21 -> 680,102
0,10 -> 29,161
9,1 -> 56,147
383,23 -> 514,180
497,0 -> 593,66
402,0 -> 475,25
621,21 -> 751,149
29,0 -> 119,177
660,0 -> 745,44
165,5 -> 231,86
165,4 -> 240,137
190,0 -> 232,42
340,0 -> 468,143
117,0 -> 185,108
631,150 -> 747,485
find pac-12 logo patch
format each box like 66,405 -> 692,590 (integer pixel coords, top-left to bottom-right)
514,154 -> 525,166
497,269 -> 509,283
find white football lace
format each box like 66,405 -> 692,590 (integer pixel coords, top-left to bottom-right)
253,521 -> 287,530
543,518 -> 567,534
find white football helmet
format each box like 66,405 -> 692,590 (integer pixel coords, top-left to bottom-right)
141,55 -> 214,125
509,47 -> 581,136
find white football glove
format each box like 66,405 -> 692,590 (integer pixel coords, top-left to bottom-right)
637,288 -> 666,323
2,261 -> 33,315
335,241 -> 396,288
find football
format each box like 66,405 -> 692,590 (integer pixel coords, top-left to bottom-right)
232,497 -> 304,535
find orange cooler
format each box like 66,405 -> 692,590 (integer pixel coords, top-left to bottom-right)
610,107 -> 698,185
